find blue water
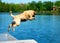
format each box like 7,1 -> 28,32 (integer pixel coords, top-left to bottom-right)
0,12 -> 60,43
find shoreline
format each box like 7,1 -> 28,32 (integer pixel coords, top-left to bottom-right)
0,12 -> 60,15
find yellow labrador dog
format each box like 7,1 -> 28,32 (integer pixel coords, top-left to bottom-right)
8,10 -> 36,32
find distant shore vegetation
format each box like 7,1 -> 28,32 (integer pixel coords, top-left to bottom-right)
0,0 -> 60,15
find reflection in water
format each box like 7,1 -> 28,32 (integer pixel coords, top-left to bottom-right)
0,13 -> 60,43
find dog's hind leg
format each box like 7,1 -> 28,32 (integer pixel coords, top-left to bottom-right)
12,24 -> 17,32
11,21 -> 16,32
8,24 -> 12,32
12,26 -> 15,32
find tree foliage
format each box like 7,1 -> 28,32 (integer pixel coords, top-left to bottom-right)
0,0 -> 60,13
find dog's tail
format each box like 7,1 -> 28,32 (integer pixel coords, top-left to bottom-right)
10,11 -> 15,18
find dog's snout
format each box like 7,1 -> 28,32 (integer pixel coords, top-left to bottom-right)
33,15 -> 35,17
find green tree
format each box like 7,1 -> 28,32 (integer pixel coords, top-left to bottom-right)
43,1 -> 53,11
36,1 -> 43,11
0,0 -> 2,12
28,1 -> 37,11
55,1 -> 60,13
55,1 -> 60,7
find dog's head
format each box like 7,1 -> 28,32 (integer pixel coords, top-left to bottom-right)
29,10 -> 36,20
23,10 -> 36,20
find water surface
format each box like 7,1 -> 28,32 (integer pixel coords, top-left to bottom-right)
0,12 -> 60,43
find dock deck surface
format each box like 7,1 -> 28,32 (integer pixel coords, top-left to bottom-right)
0,33 -> 37,43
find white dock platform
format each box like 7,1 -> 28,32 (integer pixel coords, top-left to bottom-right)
0,40 -> 37,43
0,33 -> 37,43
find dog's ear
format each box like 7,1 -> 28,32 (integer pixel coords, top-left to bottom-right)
26,14 -> 30,19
